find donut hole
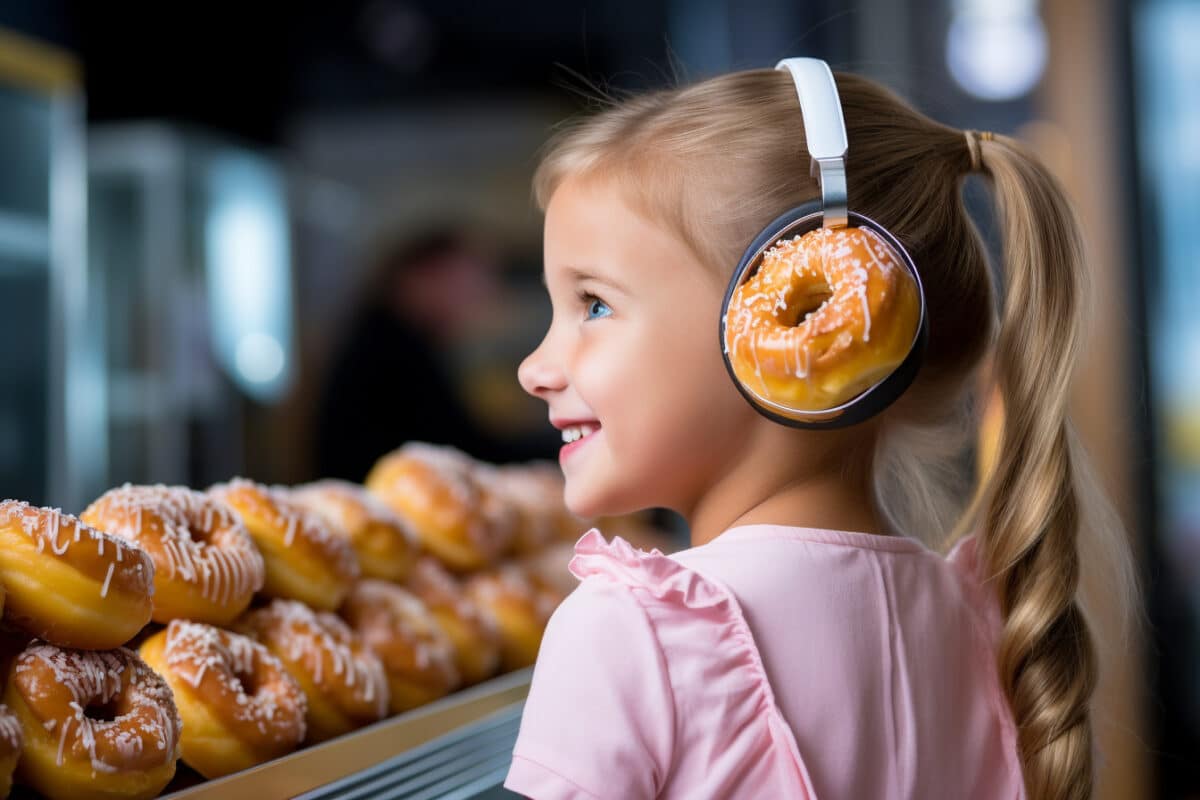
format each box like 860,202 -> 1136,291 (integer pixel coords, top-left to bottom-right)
783,284 -> 833,326
183,516 -> 217,545
84,696 -> 123,723
233,664 -> 261,697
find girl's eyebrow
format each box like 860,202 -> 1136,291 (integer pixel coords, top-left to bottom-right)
541,265 -> 629,293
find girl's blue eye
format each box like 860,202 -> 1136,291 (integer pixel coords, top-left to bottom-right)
584,295 -> 611,320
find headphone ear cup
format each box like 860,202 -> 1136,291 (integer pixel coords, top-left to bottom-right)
722,206 -> 929,429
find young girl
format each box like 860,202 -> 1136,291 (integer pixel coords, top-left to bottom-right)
504,62 -> 1138,800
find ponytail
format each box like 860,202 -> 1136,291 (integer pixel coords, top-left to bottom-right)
967,132 -> 1137,800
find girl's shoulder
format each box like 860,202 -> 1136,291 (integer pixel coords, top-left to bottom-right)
507,528 -> 821,799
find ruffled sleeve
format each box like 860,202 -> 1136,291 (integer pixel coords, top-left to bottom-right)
508,529 -> 819,799
504,530 -> 676,799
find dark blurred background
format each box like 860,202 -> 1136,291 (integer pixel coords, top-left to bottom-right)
0,0 -> 1196,796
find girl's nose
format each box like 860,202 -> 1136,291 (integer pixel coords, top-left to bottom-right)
518,334 -> 567,400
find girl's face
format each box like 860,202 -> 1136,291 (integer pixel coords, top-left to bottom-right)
518,175 -> 755,518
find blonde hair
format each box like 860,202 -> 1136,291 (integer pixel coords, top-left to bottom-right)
533,68 -> 1141,800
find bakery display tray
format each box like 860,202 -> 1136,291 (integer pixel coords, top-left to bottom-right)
158,667 -> 531,800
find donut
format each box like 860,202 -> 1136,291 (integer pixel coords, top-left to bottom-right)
478,462 -> 563,556
517,541 -> 579,606
723,225 -> 921,411
341,580 -> 460,714
463,564 -> 555,671
365,443 -> 514,572
404,556 -> 502,685
81,485 -> 265,626
138,620 -> 306,778
0,705 -> 21,799
209,478 -> 359,611
4,642 -> 181,800
237,599 -> 388,743
290,480 -> 421,582
0,501 -> 154,650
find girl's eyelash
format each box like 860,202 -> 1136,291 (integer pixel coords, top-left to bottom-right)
578,290 -> 611,319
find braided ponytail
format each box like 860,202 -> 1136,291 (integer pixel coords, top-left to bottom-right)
970,132 -> 1104,799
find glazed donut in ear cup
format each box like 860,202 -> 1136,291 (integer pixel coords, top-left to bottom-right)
289,480 -> 421,583
208,479 -> 360,611
138,621 -> 307,778
463,564 -> 554,671
365,443 -> 514,572
341,580 -> 461,714
4,642 -> 181,800
236,599 -> 388,744
0,501 -> 154,650
724,215 -> 921,412
81,485 -> 265,626
404,557 -> 502,685
0,704 -> 20,799
720,204 -> 929,428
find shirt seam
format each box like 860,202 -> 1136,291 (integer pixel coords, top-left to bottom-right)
868,553 -> 902,794
708,528 -> 929,554
881,553 -> 916,796
509,754 -> 604,799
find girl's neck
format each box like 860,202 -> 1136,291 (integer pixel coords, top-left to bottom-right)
685,447 -> 890,548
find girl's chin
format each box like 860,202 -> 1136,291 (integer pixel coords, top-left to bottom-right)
563,481 -> 652,522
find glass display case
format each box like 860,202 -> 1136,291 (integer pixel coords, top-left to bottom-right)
87,124 -> 298,493
0,26 -> 93,512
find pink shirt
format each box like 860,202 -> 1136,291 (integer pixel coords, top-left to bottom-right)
504,524 -> 1025,799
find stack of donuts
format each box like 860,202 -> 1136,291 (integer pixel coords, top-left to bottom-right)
0,441 -> 673,798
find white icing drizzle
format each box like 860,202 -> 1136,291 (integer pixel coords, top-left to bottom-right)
163,620 -> 306,743
81,484 -> 265,606
0,499 -> 154,599
291,480 -> 420,550
13,642 -> 180,775
0,706 -> 21,751
378,442 -> 480,508
209,478 -> 359,581
345,580 -> 459,685
242,600 -> 387,720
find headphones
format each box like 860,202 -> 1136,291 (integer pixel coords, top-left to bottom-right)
718,57 -> 929,429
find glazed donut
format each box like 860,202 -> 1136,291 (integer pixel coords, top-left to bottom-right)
209,478 -> 360,611
290,480 -> 421,582
4,642 -> 181,800
0,501 -> 154,650
516,541 -> 579,607
723,225 -> 921,411
479,462 -> 564,556
341,580 -> 460,714
404,556 -> 502,685
0,704 -> 20,799
365,443 -> 514,572
138,620 -> 306,778
237,599 -> 388,743
463,564 -> 555,671
81,485 -> 265,626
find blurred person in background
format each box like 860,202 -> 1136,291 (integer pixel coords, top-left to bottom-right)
314,227 -> 549,481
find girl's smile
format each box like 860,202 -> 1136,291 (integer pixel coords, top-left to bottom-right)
554,419 -> 602,462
